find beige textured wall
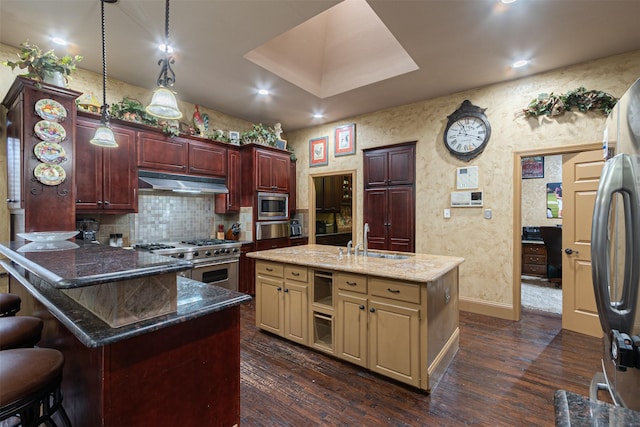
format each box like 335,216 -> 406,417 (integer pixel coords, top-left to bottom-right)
521,155 -> 562,227
287,50 -> 640,310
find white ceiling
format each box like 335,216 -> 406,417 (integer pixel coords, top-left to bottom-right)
1,0 -> 640,131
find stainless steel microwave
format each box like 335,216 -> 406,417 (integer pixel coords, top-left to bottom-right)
257,192 -> 288,220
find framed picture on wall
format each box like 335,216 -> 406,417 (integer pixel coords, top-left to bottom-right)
546,182 -> 562,218
334,123 -> 355,156
522,156 -> 544,179
310,136 -> 328,167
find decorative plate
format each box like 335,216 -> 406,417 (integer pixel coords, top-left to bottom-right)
16,231 -> 79,242
34,163 -> 66,186
34,141 -> 67,165
35,98 -> 67,122
34,120 -> 66,143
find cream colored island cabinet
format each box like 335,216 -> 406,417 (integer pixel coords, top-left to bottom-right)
249,245 -> 464,391
255,261 -> 309,345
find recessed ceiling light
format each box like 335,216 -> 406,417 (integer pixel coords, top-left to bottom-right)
312,113 -> 324,119
258,89 -> 270,96
158,43 -> 174,53
50,37 -> 67,46
512,59 -> 529,69
501,0 -> 517,4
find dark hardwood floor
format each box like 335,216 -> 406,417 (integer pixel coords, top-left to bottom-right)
239,300 -> 605,426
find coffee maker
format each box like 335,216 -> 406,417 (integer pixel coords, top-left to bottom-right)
76,219 -> 99,242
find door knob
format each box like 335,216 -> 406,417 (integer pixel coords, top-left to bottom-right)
564,248 -> 579,255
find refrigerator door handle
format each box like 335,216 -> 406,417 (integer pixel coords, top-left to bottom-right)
592,153 -> 640,334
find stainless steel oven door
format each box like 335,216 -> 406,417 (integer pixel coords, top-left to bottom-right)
190,259 -> 239,291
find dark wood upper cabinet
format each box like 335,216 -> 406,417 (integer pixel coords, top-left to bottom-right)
215,147 -> 240,214
76,116 -> 138,213
137,131 -> 188,173
364,142 -> 416,187
188,139 -> 227,177
241,145 -> 291,207
255,148 -> 290,193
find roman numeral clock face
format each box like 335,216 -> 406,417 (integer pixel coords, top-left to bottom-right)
443,100 -> 491,162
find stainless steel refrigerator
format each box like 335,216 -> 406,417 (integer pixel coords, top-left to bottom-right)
591,77 -> 640,409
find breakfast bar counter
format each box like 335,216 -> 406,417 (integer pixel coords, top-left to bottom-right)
0,240 -> 251,426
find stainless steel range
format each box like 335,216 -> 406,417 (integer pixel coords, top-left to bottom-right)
135,239 -> 242,291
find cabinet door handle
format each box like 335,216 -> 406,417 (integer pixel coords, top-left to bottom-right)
369,307 -> 376,313
277,287 -> 282,291
359,305 -> 365,310
266,267 -> 273,272
387,288 -> 400,294
104,201 -> 110,205
284,288 -> 289,293
291,272 -> 300,277
346,281 -> 357,286
97,201 -> 102,205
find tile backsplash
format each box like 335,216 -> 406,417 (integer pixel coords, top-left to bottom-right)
133,192 -> 217,243
77,192 -> 251,246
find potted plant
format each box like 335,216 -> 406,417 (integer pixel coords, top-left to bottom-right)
241,123 -> 277,146
2,40 -> 83,87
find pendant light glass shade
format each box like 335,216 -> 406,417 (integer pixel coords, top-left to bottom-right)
91,0 -> 118,148
146,87 -> 182,120
146,0 -> 183,120
90,124 -> 118,147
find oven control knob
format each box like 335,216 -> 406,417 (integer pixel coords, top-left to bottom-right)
231,248 -> 238,253
193,251 -> 199,257
214,249 -> 220,255
205,251 -> 211,256
223,248 -> 230,254
177,253 -> 185,259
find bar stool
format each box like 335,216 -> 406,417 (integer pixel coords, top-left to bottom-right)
0,316 -> 43,350
0,348 -> 72,427
0,293 -> 21,317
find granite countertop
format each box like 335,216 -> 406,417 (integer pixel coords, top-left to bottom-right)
0,240 -> 192,289
247,244 -> 464,282
7,264 -> 251,347
555,390 -> 640,426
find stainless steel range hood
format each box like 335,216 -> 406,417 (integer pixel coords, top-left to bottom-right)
138,170 -> 228,194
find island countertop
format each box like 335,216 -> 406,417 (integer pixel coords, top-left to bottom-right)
247,244 -> 464,282
0,240 -> 192,289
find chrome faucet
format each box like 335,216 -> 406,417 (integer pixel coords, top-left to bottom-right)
354,243 -> 361,257
364,223 -> 370,257
347,240 -> 353,256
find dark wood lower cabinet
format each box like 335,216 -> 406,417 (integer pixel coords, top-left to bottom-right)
364,186 -> 415,252
240,242 -> 256,295
10,280 -> 241,427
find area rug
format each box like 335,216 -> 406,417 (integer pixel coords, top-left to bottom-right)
522,280 -> 562,314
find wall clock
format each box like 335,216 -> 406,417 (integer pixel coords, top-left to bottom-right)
443,100 -> 491,162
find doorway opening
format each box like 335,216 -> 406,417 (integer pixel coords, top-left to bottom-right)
309,170 -> 356,246
513,143 -> 601,322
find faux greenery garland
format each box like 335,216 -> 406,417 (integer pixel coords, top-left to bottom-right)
523,87 -> 617,118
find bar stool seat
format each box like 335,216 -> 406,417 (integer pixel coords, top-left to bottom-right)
0,316 -> 43,350
0,348 -> 72,427
0,293 -> 21,317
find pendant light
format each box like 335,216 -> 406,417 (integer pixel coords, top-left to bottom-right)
145,0 -> 183,120
90,0 -> 118,147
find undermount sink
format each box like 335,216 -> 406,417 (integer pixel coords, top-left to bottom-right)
358,252 -> 412,260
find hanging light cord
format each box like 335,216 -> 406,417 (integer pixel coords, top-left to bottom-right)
99,0 -> 111,126
156,0 -> 176,88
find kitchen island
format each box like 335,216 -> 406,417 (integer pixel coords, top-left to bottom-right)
0,240 -> 251,426
248,244 -> 464,391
